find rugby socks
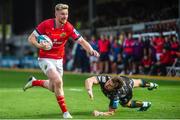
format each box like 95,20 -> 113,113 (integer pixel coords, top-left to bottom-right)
140,80 -> 158,90
130,100 -> 143,108
140,80 -> 150,87
56,96 -> 68,113
32,80 -> 45,87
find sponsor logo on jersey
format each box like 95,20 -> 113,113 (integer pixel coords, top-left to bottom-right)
53,39 -> 63,44
60,32 -> 67,38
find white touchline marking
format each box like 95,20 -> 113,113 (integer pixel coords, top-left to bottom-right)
68,88 -> 83,92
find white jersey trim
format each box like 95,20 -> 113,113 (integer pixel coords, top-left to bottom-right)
33,30 -> 40,37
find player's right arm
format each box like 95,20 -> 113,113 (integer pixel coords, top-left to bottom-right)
28,32 -> 49,50
28,32 -> 41,48
85,76 -> 99,100
28,19 -> 50,50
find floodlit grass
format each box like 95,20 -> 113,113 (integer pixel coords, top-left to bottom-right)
0,69 -> 180,119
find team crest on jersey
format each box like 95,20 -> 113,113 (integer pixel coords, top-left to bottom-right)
60,32 -> 66,38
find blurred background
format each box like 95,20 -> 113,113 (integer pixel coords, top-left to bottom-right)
0,0 -> 179,76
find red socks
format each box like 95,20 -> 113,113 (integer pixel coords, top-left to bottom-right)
32,80 -> 45,87
32,81 -> 68,113
56,96 -> 67,113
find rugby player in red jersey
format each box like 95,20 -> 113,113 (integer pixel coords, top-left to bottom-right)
23,3 -> 99,119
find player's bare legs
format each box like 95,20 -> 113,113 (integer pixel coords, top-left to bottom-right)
124,100 -> 151,111
23,68 -> 72,119
23,76 -> 54,92
46,69 -> 64,96
23,77 -> 54,92
125,79 -> 158,111
133,79 -> 158,90
43,80 -> 54,92
46,69 -> 72,118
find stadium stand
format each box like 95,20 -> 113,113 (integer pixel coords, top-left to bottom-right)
0,0 -> 179,76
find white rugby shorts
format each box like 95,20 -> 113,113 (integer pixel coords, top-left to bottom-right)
38,58 -> 63,76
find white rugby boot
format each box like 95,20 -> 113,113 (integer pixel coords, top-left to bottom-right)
63,111 -> 73,119
139,102 -> 151,111
23,76 -> 36,91
148,83 -> 158,90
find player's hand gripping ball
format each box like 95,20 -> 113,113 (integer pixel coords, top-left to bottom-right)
37,35 -> 53,50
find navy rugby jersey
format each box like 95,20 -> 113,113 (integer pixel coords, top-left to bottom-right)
96,75 -> 134,101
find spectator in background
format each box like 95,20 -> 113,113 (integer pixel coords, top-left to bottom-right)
110,37 -> 123,74
148,37 -> 157,63
151,48 -> 174,75
170,35 -> 180,57
89,35 -> 99,74
152,33 -> 165,61
163,36 -> 171,50
117,32 -> 125,45
132,36 -> 144,74
122,32 -> 134,74
73,41 -> 91,73
143,36 -> 156,63
98,34 -> 111,73
64,47 -> 74,71
117,53 -> 124,74
139,55 -> 153,75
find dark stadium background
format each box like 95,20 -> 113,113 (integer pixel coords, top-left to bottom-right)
0,0 -> 179,76
1,0 -> 178,34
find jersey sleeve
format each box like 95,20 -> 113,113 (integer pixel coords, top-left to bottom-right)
34,21 -> 47,36
70,26 -> 82,41
96,75 -> 111,84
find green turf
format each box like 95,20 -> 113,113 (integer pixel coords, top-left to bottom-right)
0,70 -> 180,119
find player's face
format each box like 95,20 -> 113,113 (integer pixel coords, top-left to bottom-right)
104,80 -> 115,91
56,9 -> 68,24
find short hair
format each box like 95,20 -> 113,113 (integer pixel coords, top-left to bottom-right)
111,76 -> 124,89
55,4 -> 69,11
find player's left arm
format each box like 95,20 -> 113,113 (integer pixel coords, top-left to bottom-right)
93,95 -> 119,116
77,37 -> 100,57
85,76 -> 99,100
93,108 -> 115,117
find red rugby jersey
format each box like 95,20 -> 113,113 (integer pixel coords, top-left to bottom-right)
98,39 -> 110,53
34,19 -> 81,59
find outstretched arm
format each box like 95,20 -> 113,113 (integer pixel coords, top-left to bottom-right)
93,108 -> 116,117
85,76 -> 99,100
85,76 -> 117,116
77,37 -> 100,57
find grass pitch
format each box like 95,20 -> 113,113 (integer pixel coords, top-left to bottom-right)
0,69 -> 180,119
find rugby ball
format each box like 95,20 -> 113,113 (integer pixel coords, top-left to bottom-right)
37,35 -> 53,50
